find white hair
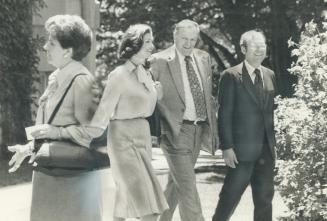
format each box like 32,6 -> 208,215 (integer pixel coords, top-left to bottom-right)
173,19 -> 200,36
240,30 -> 266,48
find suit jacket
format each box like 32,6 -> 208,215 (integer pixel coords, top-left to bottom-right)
151,46 -> 218,154
218,62 -> 276,161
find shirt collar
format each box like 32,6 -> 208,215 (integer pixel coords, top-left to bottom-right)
175,46 -> 195,63
244,60 -> 262,76
124,60 -> 153,90
125,60 -> 138,73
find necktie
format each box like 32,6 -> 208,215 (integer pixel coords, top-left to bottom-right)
254,68 -> 264,106
184,56 -> 207,120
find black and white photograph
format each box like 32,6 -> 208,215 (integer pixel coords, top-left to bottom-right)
0,0 -> 326,220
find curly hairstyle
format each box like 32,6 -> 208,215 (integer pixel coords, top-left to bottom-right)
45,14 -> 92,61
118,24 -> 152,61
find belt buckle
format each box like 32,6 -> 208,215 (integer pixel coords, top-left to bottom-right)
194,118 -> 206,125
194,119 -> 201,125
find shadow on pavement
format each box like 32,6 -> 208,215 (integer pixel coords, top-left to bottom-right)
195,164 -> 228,184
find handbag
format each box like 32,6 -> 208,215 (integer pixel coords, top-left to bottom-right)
34,74 -> 110,176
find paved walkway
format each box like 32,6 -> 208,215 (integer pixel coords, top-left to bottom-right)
0,148 -> 287,221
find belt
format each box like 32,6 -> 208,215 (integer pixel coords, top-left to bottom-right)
183,120 -> 206,126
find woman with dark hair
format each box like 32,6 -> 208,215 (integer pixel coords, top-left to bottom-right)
70,24 -> 168,221
8,15 -> 102,221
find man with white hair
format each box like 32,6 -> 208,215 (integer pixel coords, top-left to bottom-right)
212,30 -> 276,221
151,19 -> 218,221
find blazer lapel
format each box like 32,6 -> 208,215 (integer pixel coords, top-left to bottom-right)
194,53 -> 212,118
167,49 -> 185,104
262,67 -> 272,109
240,63 -> 261,107
194,54 -> 209,95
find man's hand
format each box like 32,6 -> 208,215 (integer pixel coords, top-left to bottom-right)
223,148 -> 239,168
31,124 -> 61,140
8,142 -> 34,173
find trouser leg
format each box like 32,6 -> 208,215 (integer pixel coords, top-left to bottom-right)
159,123 -> 204,221
212,162 -> 255,221
251,145 -> 275,221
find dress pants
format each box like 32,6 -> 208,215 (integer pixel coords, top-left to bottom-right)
159,121 -> 205,221
212,142 -> 275,221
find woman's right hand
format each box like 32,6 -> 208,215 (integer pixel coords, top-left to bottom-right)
8,142 -> 35,173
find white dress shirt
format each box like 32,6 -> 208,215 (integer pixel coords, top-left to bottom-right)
176,48 -> 204,121
244,60 -> 264,87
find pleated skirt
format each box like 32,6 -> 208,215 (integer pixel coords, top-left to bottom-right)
108,118 -> 168,218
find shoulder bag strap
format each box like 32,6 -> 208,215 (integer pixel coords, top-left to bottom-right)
47,73 -> 86,124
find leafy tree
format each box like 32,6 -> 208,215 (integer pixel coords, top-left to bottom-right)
96,0 -> 326,96
0,0 -> 44,154
274,21 -> 327,220
95,0 -> 231,91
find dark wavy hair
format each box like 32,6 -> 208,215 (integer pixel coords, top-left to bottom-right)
45,15 -> 92,61
118,24 -> 152,61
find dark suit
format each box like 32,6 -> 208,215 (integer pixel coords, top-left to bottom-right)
151,46 -> 218,221
213,62 -> 276,221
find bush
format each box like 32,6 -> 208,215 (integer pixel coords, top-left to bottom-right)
275,21 -> 327,220
0,0 -> 44,153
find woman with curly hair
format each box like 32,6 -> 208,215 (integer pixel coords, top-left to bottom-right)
8,15 -> 102,221
84,23 -> 168,221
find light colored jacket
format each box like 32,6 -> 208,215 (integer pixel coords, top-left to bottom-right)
151,46 -> 218,154
36,61 -> 96,147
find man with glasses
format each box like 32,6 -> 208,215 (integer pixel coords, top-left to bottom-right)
212,30 -> 277,221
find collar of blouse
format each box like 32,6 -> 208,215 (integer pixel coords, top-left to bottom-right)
126,60 -> 153,91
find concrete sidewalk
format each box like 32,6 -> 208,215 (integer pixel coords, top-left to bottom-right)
0,148 -> 287,221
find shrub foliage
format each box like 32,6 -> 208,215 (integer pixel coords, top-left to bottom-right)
0,0 -> 44,150
275,21 -> 327,220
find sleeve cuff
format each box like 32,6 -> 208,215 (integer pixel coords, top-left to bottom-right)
65,127 -> 93,148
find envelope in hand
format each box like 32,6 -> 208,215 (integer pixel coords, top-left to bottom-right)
25,124 -> 50,141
